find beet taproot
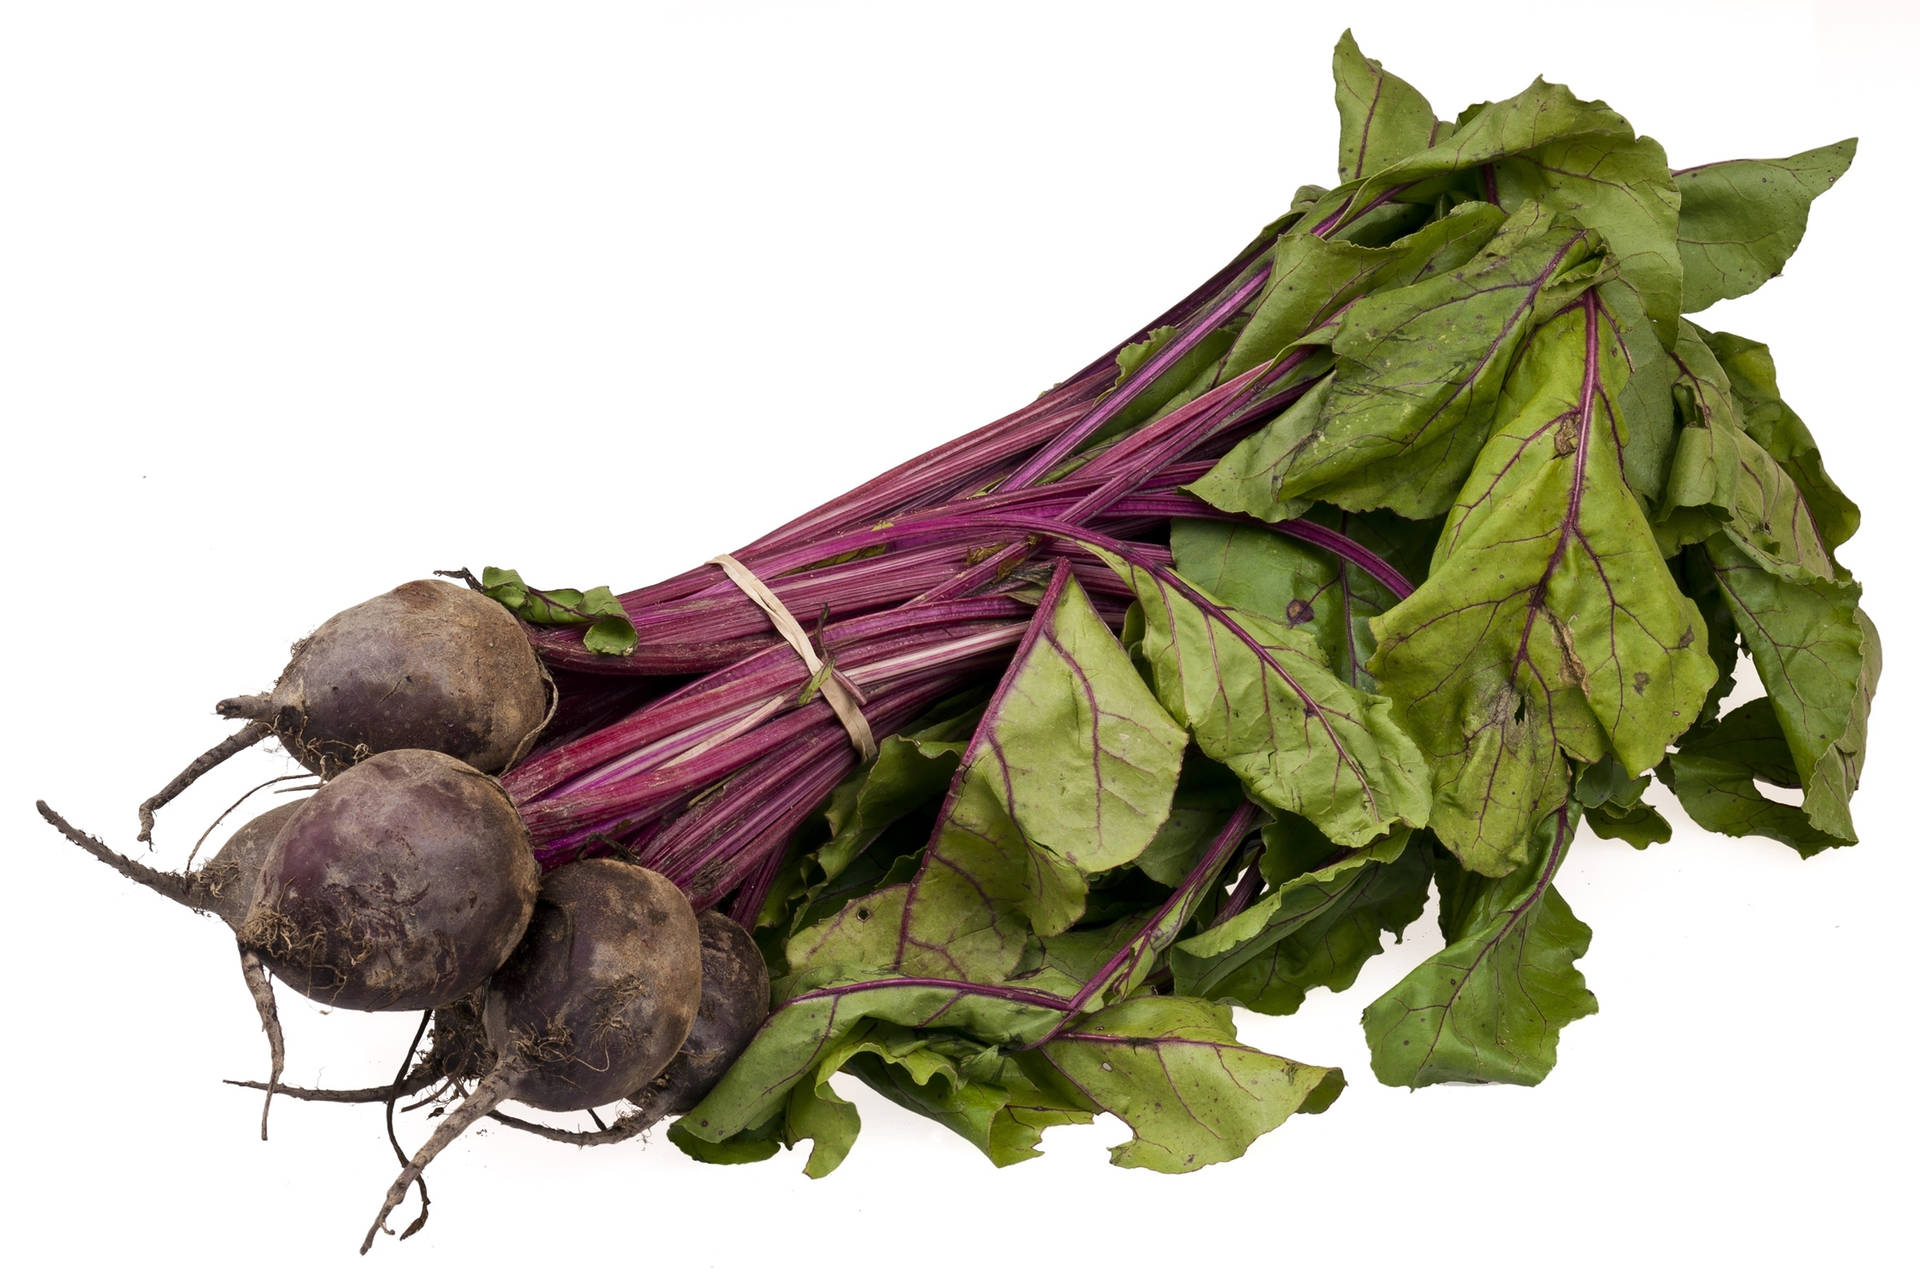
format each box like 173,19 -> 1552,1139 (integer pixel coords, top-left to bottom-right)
361,859 -> 701,1253
489,906 -> 770,1147
237,749 -> 540,1012
221,579 -> 552,778
630,910 -> 770,1118
38,796 -> 300,929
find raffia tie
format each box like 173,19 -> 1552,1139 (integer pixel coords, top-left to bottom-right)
708,553 -> 877,760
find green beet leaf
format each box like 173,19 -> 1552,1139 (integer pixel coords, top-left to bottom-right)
1371,294 -> 1717,873
1597,278 -> 1682,508
813,714 -> 971,880
1661,322 -> 1835,576
1703,538 -> 1878,843
1332,31 -> 1444,184
679,971 -> 1076,1145
789,566 -> 1185,982
1014,802 -> 1262,1012
1363,808 -> 1597,1087
1675,140 -> 1856,313
1170,508 -> 1437,691
1572,757 -> 1671,849
1657,698 -> 1836,858
905,568 -> 1187,941
1127,751 -> 1249,886
1705,329 -> 1860,551
1019,996 -> 1345,1173
1491,132 -> 1682,343
781,1024 -> 1097,1177
1219,203 -> 1508,384
1170,827 -> 1433,1015
1335,73 -> 1635,231
1094,550 -> 1431,848
474,566 -> 637,655
1200,204 -> 1605,522
1123,203 -> 1508,430
843,1030 -> 1095,1168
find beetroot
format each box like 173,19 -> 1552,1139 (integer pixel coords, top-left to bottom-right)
196,801 -> 303,929
238,748 -> 540,1012
222,579 -> 553,778
631,911 -> 769,1118
361,859 -> 701,1253
490,907 -> 770,1147
135,580 -> 555,845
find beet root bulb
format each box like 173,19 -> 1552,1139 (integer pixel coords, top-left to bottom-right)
362,860 -> 702,1252
491,906 -> 771,1147
221,579 -> 552,778
630,909 -> 769,1120
238,749 -> 540,1012
484,859 -> 704,1111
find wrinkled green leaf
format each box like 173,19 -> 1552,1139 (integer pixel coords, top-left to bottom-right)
1363,809 -> 1596,1086
1016,802 -> 1261,1011
783,1023 -> 1103,1177
1170,509 -> 1436,691
1573,757 -> 1671,848
1171,828 -> 1433,1014
792,569 -> 1186,980
1095,551 -> 1431,848
1219,203 -> 1507,383
1493,132 -> 1682,342
786,1051 -> 862,1178
814,715 -> 971,880
1596,279 -> 1681,508
1673,546 -> 1741,723
846,1031 -> 1094,1167
1675,140 -> 1855,312
681,972 -> 1075,1144
1020,996 -> 1344,1172
1195,204 -> 1605,521
1371,295 -> 1717,873
476,566 -> 636,655
1656,698 -> 1834,857
1128,751 -> 1247,885
1662,322 -> 1834,577
1704,540 -> 1878,842
1705,329 -> 1860,550
1334,74 -> 1634,229
1582,800 -> 1671,848
666,1115 -> 783,1166
1332,31 -> 1443,183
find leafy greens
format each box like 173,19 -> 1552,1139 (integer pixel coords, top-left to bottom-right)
527,31 -> 1870,1177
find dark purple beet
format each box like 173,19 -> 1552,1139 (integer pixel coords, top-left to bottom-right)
220,579 -> 552,778
483,860 -> 703,1111
238,749 -> 539,1012
630,910 -> 769,1119
198,801 -> 304,929
361,859 -> 702,1253
491,907 -> 769,1147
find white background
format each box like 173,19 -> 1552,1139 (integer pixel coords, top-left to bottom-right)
2,2 -> 1913,1282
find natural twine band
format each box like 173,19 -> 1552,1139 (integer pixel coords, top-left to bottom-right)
709,553 -> 878,760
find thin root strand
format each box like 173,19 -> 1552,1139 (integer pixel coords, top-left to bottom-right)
487,1103 -> 663,1147
222,1068 -> 441,1105
37,801 -> 214,913
361,1071 -> 513,1255
137,723 -> 274,844
238,948 -> 284,1140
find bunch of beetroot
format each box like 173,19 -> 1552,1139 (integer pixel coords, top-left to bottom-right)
40,34 -> 1876,1248
39,578 -> 773,1251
